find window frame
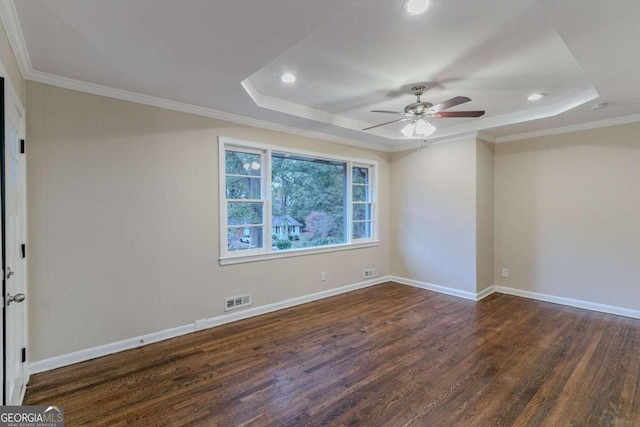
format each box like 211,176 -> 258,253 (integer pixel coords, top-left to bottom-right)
222,146 -> 267,257
352,164 -> 374,240
219,137 -> 378,265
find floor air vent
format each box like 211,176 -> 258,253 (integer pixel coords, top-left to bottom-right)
225,294 -> 252,311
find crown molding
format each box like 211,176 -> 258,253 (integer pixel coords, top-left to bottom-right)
495,113 -> 640,143
389,131 -> 488,152
28,69 -> 393,152
241,78 -> 399,140
0,0 -> 31,76
476,131 -> 496,143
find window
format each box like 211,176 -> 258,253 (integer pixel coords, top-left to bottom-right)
224,148 -> 265,252
220,137 -> 377,263
352,166 -> 373,239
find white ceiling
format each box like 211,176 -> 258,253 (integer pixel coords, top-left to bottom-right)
3,0 -> 640,151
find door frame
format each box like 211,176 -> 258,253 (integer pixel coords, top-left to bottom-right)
0,76 -> 5,405
0,73 -> 28,405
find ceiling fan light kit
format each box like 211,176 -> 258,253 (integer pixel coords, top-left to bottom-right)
415,118 -> 435,135
401,122 -> 415,137
401,119 -> 436,137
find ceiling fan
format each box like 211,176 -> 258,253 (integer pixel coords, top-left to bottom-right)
362,85 -> 485,137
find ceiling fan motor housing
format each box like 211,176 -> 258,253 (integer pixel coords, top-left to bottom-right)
405,101 -> 434,115
405,86 -> 432,114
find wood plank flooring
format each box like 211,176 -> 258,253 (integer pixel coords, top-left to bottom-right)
25,283 -> 640,426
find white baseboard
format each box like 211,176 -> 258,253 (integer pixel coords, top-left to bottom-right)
493,285 -> 640,320
390,276 -> 489,301
30,276 -> 639,374
388,277 -> 640,319
476,286 -> 495,301
30,275 -> 391,374
196,275 -> 390,330
30,323 -> 196,374
18,384 -> 26,405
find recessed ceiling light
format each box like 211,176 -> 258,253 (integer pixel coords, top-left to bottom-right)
404,0 -> 430,16
527,93 -> 546,101
281,73 -> 296,83
589,102 -> 608,111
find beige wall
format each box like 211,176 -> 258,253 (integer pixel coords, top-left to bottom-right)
476,139 -> 494,292
0,17 -> 25,106
494,122 -> 640,311
390,139 -> 478,293
24,78 -> 640,362
27,82 -> 391,361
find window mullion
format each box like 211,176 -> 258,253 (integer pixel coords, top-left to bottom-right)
347,161 -> 353,244
265,148 -> 273,253
219,140 -> 228,258
371,166 -> 377,240
226,198 -> 264,203
226,173 -> 261,179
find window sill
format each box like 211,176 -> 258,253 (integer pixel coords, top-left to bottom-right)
219,240 -> 379,265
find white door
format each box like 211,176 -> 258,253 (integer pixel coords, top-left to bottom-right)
2,78 -> 27,405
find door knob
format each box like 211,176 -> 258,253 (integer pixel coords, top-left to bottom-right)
7,293 -> 25,305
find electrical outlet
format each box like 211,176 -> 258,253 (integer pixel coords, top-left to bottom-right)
502,268 -> 510,278
363,268 -> 378,279
321,271 -> 327,281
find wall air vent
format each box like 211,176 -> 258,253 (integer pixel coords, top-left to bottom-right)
225,293 -> 252,311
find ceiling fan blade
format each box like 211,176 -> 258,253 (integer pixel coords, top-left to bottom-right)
362,117 -> 412,131
428,96 -> 471,113
433,110 -> 485,118
371,110 -> 404,114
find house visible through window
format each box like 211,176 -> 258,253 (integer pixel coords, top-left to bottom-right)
220,138 -> 377,262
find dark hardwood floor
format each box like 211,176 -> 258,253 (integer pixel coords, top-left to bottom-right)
25,283 -> 640,426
